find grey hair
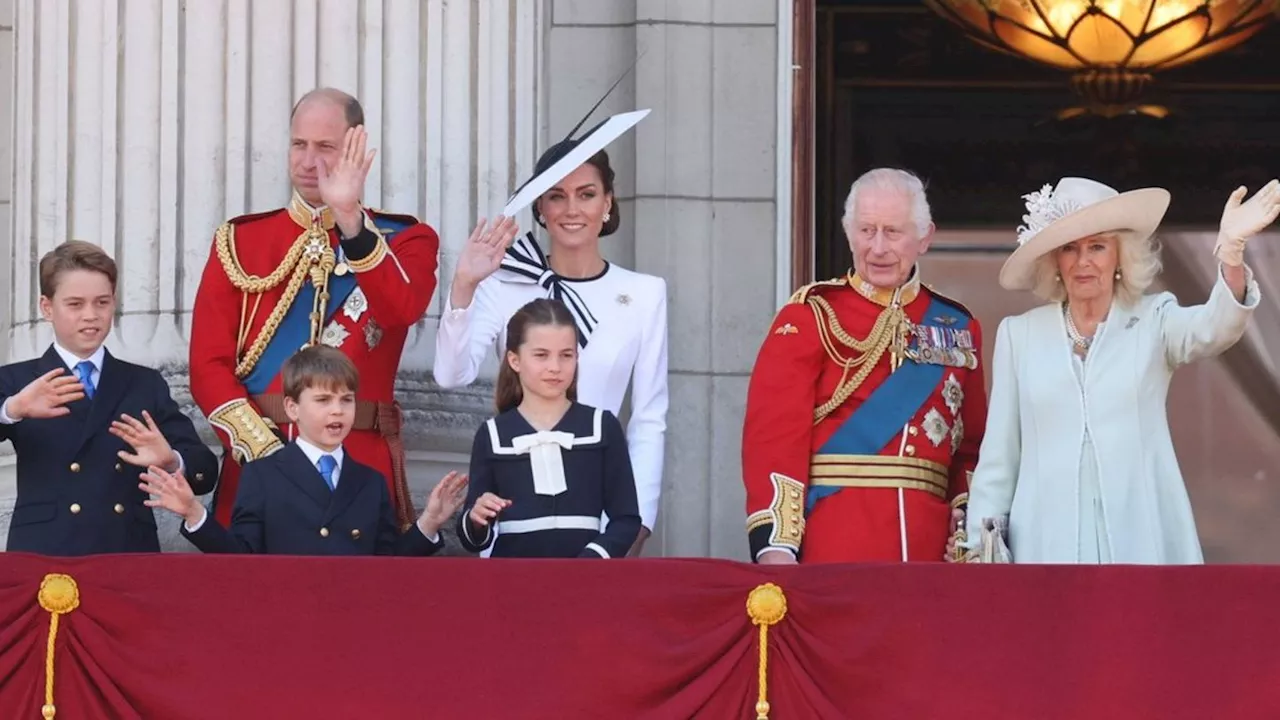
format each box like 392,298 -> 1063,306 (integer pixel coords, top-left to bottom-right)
841,168 -> 933,236
1030,231 -> 1163,307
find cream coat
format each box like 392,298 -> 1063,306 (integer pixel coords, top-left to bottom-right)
966,269 -> 1259,564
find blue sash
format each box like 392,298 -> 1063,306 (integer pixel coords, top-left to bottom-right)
806,294 -> 970,512
242,218 -> 413,394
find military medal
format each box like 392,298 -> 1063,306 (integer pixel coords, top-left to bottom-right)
334,262 -> 350,276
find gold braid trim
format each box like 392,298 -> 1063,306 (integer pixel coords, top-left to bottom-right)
810,296 -> 909,424
38,573 -> 80,720
234,256 -> 313,379
345,235 -> 388,273
208,398 -> 284,464
747,583 -> 787,720
215,222 -> 306,294
216,221 -> 338,379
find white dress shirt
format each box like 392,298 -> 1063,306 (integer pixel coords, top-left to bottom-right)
434,263 -> 670,530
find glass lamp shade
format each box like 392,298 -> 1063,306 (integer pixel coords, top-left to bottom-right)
925,0 -> 1277,71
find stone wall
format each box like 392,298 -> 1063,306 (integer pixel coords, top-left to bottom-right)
0,0 -> 789,560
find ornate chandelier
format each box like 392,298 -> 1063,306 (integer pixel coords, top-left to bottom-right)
924,0 -> 1279,117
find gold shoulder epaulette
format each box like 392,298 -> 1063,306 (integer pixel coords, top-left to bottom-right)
788,276 -> 849,305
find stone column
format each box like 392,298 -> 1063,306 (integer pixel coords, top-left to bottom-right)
0,0 -> 544,548
544,0 -> 786,559
633,0 -> 784,559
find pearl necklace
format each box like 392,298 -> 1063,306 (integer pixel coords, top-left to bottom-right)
1063,304 -> 1093,356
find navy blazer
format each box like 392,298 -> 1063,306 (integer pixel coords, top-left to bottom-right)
1,346 -> 219,555
182,442 -> 441,556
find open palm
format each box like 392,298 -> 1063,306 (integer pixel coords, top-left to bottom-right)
318,125 -> 376,213
1220,179 -> 1280,241
454,216 -> 519,287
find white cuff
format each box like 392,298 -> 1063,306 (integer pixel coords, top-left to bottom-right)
755,547 -> 797,562
184,506 -> 209,533
0,398 -> 19,424
443,295 -> 471,318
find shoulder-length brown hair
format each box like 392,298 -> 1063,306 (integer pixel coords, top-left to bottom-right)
495,298 -> 581,413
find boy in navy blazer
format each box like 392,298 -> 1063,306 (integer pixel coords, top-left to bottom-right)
0,241 -> 219,555
142,345 -> 468,555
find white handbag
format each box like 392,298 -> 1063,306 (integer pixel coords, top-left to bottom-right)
978,516 -> 1013,563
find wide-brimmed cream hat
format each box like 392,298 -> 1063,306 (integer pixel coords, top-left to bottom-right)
999,177 -> 1171,291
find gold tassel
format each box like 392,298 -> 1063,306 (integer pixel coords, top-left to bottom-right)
37,574 -> 80,720
746,583 -> 788,720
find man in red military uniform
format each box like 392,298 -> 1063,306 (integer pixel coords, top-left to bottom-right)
743,168 -> 989,564
190,88 -> 438,529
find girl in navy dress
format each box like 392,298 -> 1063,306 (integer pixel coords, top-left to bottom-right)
458,298 -> 641,558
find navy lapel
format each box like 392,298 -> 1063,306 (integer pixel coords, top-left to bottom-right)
280,444 -> 335,511
77,349 -> 132,455
322,455 -> 369,525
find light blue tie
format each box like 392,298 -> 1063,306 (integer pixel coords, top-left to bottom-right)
317,454 -> 337,491
75,360 -> 96,400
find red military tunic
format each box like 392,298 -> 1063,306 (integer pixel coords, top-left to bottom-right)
742,270 -> 988,563
190,192 -> 439,528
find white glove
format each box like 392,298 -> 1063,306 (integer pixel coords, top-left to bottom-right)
1215,179 -> 1280,267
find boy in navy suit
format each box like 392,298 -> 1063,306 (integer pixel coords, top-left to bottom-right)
142,346 -> 468,555
0,241 -> 219,555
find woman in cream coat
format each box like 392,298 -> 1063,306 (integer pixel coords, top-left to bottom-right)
965,177 -> 1280,564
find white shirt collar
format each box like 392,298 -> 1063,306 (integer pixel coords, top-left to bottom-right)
294,436 -> 345,471
52,341 -> 106,373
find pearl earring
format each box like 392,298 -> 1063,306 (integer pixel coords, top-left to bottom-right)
1055,273 -> 1062,283
603,212 -> 611,223
1114,269 -> 1122,280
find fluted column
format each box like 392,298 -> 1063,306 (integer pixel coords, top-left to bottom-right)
8,0 -> 543,372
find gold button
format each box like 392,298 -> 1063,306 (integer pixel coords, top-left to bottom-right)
69,503 -> 81,514
789,503 -> 800,512
906,445 -> 917,456
350,529 -> 361,539
789,528 -> 799,536
114,504 -> 125,515
319,527 -> 330,538
115,462 -> 122,472
908,426 -> 918,436
789,490 -> 800,500
69,462 -> 81,473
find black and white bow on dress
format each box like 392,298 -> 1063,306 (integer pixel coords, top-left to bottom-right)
498,232 -> 599,348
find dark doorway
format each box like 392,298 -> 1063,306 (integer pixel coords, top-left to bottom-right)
811,0 -> 1280,280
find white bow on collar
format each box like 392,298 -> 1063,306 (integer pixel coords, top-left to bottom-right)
511,430 -> 575,496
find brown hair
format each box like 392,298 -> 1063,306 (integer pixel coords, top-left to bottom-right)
534,149 -> 621,237
282,345 -> 360,401
291,87 -> 365,128
495,299 -> 580,413
39,240 -> 118,298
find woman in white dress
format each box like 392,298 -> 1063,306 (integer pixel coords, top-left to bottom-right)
964,177 -> 1279,564
434,144 -> 669,556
